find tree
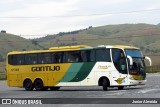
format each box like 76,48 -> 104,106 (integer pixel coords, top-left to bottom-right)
31,40 -> 38,45
88,26 -> 93,29
1,30 -> 6,33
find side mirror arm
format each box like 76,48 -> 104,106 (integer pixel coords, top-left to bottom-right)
127,55 -> 133,66
145,56 -> 152,66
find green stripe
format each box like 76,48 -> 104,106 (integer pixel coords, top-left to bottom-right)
70,62 -> 95,82
60,63 -> 83,82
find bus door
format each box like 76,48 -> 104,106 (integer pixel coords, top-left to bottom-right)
112,48 -> 129,85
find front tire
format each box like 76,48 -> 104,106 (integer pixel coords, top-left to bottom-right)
34,79 -> 44,91
23,79 -> 34,91
102,79 -> 108,91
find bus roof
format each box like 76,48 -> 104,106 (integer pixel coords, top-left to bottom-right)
96,45 -> 139,50
49,45 -> 90,50
7,45 -> 140,55
7,45 -> 91,55
111,45 -> 140,50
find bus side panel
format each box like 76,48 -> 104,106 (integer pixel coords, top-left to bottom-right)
17,74 -> 22,87
7,65 -> 22,87
8,74 -> 18,87
47,63 -> 71,87
94,62 -> 114,86
57,62 -> 96,86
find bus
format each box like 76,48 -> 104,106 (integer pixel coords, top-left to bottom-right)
6,45 -> 151,91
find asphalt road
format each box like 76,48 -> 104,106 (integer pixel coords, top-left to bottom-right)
0,73 -> 160,107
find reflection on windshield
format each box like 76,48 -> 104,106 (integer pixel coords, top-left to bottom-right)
125,49 -> 146,79
125,49 -> 143,57
129,58 -> 146,75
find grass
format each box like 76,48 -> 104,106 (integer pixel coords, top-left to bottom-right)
36,24 -> 160,55
0,73 -> 6,80
146,66 -> 160,73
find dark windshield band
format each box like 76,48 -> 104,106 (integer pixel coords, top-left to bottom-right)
125,49 -> 143,57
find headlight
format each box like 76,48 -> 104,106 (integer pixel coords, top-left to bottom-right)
129,76 -> 134,80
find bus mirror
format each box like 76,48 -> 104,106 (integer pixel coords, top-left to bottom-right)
145,56 -> 152,66
127,55 -> 133,66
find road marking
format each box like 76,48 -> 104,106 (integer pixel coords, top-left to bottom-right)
137,88 -> 160,94
147,73 -> 160,77
86,90 -> 127,97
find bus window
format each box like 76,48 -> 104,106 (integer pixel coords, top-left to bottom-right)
38,53 -> 51,64
8,54 -> 24,65
64,51 -> 81,63
80,51 -> 87,62
81,50 -> 95,62
8,55 -> 17,65
17,54 -> 24,65
96,49 -> 111,62
25,54 -> 37,65
89,50 -> 95,62
112,49 -> 127,74
52,53 -> 63,63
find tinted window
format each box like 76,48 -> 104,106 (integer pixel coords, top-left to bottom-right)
25,54 -> 37,64
17,54 -> 24,65
8,54 -> 24,65
38,53 -> 51,64
125,49 -> 143,57
52,52 -> 63,63
112,48 -> 127,74
64,51 -> 81,63
81,50 -> 95,62
8,55 -> 17,65
96,49 -> 111,62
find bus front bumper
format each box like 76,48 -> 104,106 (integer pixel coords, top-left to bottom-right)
128,79 -> 147,86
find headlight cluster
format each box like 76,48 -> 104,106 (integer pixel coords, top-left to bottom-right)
129,76 -> 135,80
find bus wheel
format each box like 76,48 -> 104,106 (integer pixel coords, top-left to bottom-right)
34,79 -> 44,91
102,78 -> 108,91
50,87 -> 60,91
23,79 -> 34,91
118,86 -> 124,90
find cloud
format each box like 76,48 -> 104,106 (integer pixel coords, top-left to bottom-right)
2,0 -> 78,17
0,0 -> 160,38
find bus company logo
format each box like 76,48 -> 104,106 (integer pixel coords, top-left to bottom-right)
31,66 -> 60,72
2,99 -> 11,104
98,65 -> 108,70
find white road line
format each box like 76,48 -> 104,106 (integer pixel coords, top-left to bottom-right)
147,73 -> 160,77
137,89 -> 160,94
87,90 -> 127,97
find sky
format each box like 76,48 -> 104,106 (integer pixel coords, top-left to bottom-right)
0,0 -> 160,39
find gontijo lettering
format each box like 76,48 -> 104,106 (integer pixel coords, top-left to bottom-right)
31,66 -> 60,72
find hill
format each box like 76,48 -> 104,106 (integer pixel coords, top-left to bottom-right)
0,32 -> 43,62
0,32 -> 44,76
1,23 -> 160,79
1,23 -> 160,64
34,23 -> 160,66
35,23 -> 160,54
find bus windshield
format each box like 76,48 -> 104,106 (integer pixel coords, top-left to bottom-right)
125,49 -> 146,79
125,49 -> 143,57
